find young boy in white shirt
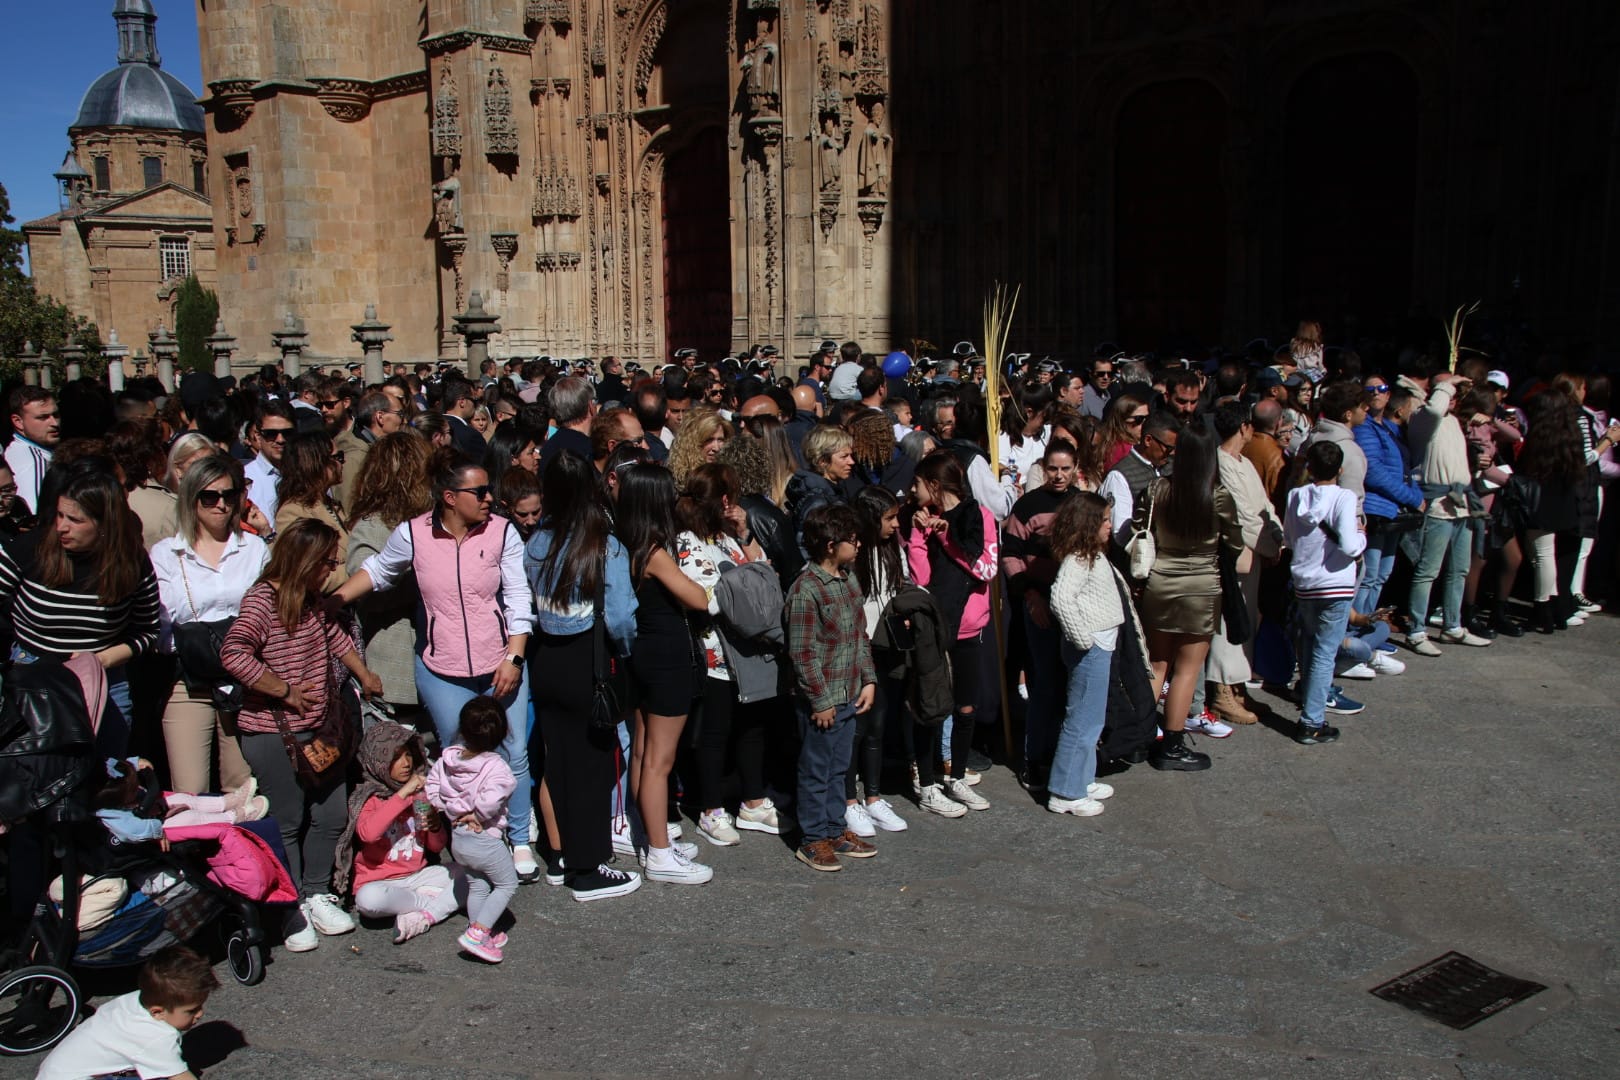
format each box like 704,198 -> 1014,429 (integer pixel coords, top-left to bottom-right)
36,946 -> 219,1080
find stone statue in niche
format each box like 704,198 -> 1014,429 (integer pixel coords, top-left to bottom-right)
232,167 -> 253,219
818,116 -> 843,193
741,41 -> 780,117
856,101 -> 890,197
433,176 -> 463,235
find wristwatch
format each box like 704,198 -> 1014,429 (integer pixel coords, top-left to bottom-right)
506,652 -> 525,669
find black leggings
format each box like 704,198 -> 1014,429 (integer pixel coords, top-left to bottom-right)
914,630 -> 984,785
695,677 -> 766,810
844,672 -> 898,801
532,630 -> 617,874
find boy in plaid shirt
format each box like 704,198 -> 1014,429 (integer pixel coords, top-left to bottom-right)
785,503 -> 878,871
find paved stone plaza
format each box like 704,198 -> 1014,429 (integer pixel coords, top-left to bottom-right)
8,621 -> 1618,1079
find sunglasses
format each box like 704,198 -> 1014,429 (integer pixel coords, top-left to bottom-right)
1126,414 -> 1148,426
452,485 -> 493,500
1147,433 -> 1177,453
1366,383 -> 1390,394
197,487 -> 242,509
319,399 -> 343,409
1094,371 -> 1114,379
258,428 -> 292,442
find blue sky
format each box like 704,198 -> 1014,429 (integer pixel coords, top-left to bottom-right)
1,1 -> 203,252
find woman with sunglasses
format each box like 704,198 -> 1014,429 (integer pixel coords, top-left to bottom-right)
1099,393 -> 1152,471
331,449 -> 541,881
152,453 -> 268,795
275,431 -> 351,593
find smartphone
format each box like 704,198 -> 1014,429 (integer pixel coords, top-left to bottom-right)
884,613 -> 916,650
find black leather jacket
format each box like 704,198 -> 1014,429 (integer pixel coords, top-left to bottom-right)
740,494 -> 802,593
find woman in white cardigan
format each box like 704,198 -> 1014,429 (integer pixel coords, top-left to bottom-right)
1047,491 -> 1128,816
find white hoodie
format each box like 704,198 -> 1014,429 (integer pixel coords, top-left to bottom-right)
1284,483 -> 1366,600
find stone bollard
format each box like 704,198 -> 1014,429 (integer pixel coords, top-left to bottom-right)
453,291 -> 502,381
206,319 -> 238,379
351,305 -> 394,386
148,325 -> 179,392
272,312 -> 310,378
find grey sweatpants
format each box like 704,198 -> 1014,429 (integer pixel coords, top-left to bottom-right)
239,731 -> 346,898
451,826 -> 519,930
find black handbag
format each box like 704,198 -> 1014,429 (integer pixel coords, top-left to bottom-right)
589,562 -> 632,730
1217,547 -> 1253,646
173,558 -> 243,712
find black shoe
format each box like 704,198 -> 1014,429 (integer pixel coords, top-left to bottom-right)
1149,731 -> 1212,772
1121,748 -> 1150,765
1533,600 -> 1561,635
566,863 -> 642,902
1292,720 -> 1341,745
1494,612 -> 1525,638
965,748 -> 993,773
1467,614 -> 1498,640
1017,767 -> 1048,795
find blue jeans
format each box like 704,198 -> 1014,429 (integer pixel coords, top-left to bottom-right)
1294,597 -> 1353,727
796,701 -> 856,843
1022,606 -> 1064,769
1406,516 -> 1469,634
1050,641 -> 1111,800
1337,620 -> 1391,668
1356,518 -> 1400,614
414,656 -> 532,846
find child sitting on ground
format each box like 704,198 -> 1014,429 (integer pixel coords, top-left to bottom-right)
36,945 -> 219,1080
426,697 -> 518,963
333,722 -> 464,944
784,503 -> 878,872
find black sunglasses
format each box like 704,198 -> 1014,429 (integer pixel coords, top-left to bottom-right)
1126,414 -> 1148,426
319,399 -> 343,409
258,427 -> 291,442
452,485 -> 493,500
197,488 -> 242,508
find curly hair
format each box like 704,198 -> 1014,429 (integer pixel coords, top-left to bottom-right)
847,407 -> 896,470
348,431 -> 434,529
716,431 -> 772,498
668,407 -> 732,491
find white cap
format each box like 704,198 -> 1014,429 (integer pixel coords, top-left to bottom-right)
1486,370 -> 1509,390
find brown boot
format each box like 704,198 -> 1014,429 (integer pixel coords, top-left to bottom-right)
1211,683 -> 1259,725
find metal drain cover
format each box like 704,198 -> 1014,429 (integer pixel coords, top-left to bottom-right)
1370,951 -> 1546,1029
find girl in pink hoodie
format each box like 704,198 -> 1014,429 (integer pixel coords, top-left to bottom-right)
426,697 -> 518,963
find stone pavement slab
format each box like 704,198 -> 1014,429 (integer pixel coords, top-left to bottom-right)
3,618 -> 1617,1079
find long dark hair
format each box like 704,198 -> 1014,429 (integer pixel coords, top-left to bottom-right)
258,517 -> 339,630
912,450 -> 968,506
1001,380 -> 1055,447
37,467 -> 145,604
852,485 -> 903,600
534,451 -> 610,608
1156,423 -> 1218,541
615,462 -> 679,581
675,462 -> 739,538
1518,396 -> 1586,488
276,431 -> 338,510
483,419 -> 532,493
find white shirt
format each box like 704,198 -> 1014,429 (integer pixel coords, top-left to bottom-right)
4,435 -> 52,515
35,990 -> 186,1080
242,453 -> 281,524
965,455 -> 1014,522
997,426 -> 1049,492
151,531 -> 270,653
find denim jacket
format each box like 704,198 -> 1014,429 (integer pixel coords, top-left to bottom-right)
524,530 -> 637,654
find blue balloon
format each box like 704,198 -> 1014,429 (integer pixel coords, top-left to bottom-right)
882,351 -> 912,377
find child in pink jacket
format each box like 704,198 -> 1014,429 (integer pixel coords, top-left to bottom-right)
426,697 -> 518,963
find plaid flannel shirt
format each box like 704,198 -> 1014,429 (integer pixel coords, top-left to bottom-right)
785,562 -> 877,713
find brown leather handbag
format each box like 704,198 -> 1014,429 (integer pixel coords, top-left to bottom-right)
272,674 -> 360,791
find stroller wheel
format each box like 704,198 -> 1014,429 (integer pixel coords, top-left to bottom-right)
0,965 -> 81,1056
225,929 -> 265,986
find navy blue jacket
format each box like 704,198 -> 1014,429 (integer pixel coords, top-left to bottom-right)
1353,416 -> 1423,519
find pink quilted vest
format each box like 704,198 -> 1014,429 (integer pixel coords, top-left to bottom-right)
407,511 -> 515,678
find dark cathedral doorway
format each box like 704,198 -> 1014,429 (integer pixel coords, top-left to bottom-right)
658,1 -> 731,361
1278,53 -> 1419,333
1113,80 -> 1229,350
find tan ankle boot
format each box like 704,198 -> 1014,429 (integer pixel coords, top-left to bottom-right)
1211,683 -> 1258,725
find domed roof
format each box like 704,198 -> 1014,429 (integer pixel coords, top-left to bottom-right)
72,0 -> 204,134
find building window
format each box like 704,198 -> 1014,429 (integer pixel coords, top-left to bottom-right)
160,236 -> 191,280
93,157 -> 110,191
192,160 -> 206,194
143,156 -> 163,188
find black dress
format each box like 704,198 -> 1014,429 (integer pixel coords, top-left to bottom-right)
630,571 -> 697,716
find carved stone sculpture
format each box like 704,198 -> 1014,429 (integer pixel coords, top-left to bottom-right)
818,116 -> 843,194
741,42 -> 780,118
433,176 -> 463,235
856,101 -> 890,197
433,66 -> 462,160
484,64 -> 519,156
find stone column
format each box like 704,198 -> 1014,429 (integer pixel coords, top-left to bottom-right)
105,329 -> 127,391
350,305 -> 394,386
452,291 -> 501,380
148,325 -> 179,392
17,342 -> 41,387
206,319 -> 238,379
59,342 -> 85,383
39,351 -> 54,391
272,313 -> 310,378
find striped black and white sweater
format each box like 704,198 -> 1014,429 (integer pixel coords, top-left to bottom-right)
0,530 -> 160,660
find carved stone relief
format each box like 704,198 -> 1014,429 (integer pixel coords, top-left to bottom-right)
491,233 -> 518,291
484,63 -> 519,156
433,65 -> 462,160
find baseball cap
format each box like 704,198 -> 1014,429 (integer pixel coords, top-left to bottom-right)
1486,370 -> 1510,390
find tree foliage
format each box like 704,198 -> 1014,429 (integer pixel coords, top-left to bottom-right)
0,182 -> 102,370
174,274 -> 219,374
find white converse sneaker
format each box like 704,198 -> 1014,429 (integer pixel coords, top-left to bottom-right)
944,777 -> 989,811
1337,662 -> 1377,680
864,799 -> 909,832
918,783 -> 967,818
1184,711 -> 1234,739
666,819 -> 683,840
1368,651 -> 1406,675
1047,795 -> 1105,817
1086,782 -> 1115,800
283,903 -> 319,952
697,808 -> 740,846
735,798 -> 781,835
304,893 -> 355,936
638,839 -> 699,864
643,844 -> 714,885
609,814 -> 636,857
844,801 -> 876,838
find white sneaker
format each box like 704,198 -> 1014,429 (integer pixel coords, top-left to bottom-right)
1369,651 -> 1406,675
643,844 -> 714,885
917,783 -> 967,818
1427,611 -> 1445,627
1016,682 -> 1029,700
735,798 -> 781,834
512,845 -> 540,883
666,819 -> 683,841
1408,634 -> 1442,657
1243,677 -> 1264,691
864,798 -> 909,832
610,814 -> 635,857
304,893 -> 355,936
909,762 -> 922,799
844,802 -> 876,838
944,777 -> 990,811
1337,662 -> 1377,680
962,768 -> 983,787
1184,712 -> 1234,739
697,809 -> 740,846
1087,782 -> 1115,800
1047,795 -> 1105,817
1565,610 -> 1588,626
283,904 -> 319,952
1441,627 -> 1493,647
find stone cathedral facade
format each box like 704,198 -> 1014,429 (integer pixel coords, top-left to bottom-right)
197,0 -> 888,366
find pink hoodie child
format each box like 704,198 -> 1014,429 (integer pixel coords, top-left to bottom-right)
425,746 -> 515,836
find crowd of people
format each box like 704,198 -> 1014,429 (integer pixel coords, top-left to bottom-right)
1,326 -> 1613,980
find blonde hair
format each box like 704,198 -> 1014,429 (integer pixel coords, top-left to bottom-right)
802,424 -> 854,474
669,407 -> 732,491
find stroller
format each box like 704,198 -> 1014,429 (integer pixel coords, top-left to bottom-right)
0,655 -> 279,1056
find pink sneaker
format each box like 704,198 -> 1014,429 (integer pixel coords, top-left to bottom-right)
462,923 -> 508,948
457,928 -> 503,963
392,909 -> 434,944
